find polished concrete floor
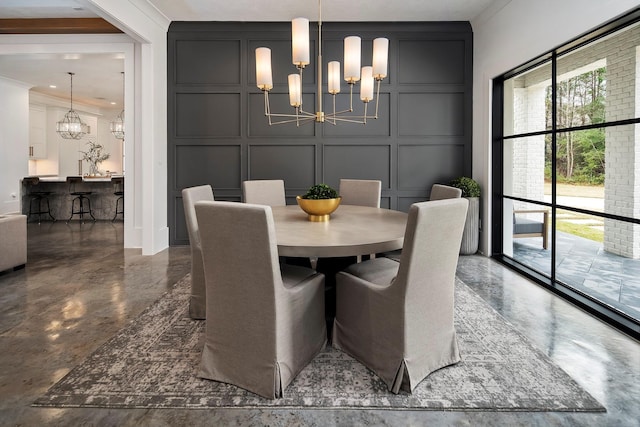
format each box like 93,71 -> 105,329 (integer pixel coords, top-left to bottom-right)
1,221 -> 639,426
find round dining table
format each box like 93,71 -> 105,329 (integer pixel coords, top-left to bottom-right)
271,204 -> 408,258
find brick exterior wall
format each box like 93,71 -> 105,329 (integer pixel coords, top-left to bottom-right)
604,43 -> 639,258
512,86 -> 546,206
508,26 -> 640,259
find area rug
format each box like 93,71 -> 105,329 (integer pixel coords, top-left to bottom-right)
33,275 -> 605,412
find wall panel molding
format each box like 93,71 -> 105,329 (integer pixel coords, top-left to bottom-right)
247,144 -> 317,192
168,21 -> 472,245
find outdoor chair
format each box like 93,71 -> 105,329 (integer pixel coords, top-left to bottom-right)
513,209 -> 549,250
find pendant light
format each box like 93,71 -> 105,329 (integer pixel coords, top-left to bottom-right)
110,72 -> 125,140
56,72 -> 88,140
255,0 -> 389,126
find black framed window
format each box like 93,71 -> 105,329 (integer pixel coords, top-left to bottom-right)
492,8 -> 640,339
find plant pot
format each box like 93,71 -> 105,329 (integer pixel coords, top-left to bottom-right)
460,197 -> 479,255
296,196 -> 342,222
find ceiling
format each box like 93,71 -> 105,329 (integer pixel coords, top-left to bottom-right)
0,53 -> 125,112
144,0 -> 498,22
0,0 -> 498,114
0,0 -> 499,21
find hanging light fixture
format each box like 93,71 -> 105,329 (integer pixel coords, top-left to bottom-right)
56,72 -> 89,140
110,72 -> 125,140
255,0 -> 389,126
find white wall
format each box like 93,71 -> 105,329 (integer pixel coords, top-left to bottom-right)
26,92 -> 108,176
88,0 -> 170,255
0,77 -> 30,214
471,0 -> 639,255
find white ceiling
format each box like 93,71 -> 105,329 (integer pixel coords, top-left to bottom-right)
145,0 -> 497,22
0,53 -> 125,112
0,0 -> 497,113
0,0 -> 498,21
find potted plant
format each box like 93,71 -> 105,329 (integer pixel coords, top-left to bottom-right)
80,140 -> 110,177
449,176 -> 481,255
296,183 -> 341,222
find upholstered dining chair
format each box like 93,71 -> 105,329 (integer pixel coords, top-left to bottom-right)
339,178 -> 382,208
383,183 -> 462,262
194,200 -> 327,399
337,178 -> 382,263
182,184 -> 214,319
429,183 -> 462,200
242,179 -> 286,206
243,178 -> 311,267
332,198 -> 468,394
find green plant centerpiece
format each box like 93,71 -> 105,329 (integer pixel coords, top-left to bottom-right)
297,183 -> 341,222
301,183 -> 339,199
449,176 -> 481,198
449,176 -> 481,255
80,140 -> 110,177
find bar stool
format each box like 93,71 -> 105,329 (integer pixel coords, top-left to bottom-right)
24,177 -> 55,224
111,176 -> 124,221
66,176 -> 95,223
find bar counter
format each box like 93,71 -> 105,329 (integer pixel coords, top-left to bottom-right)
21,176 -> 124,222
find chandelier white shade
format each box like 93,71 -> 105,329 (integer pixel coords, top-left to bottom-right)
255,48 -> 273,91
360,66 -> 374,102
372,37 -> 389,79
56,72 -> 88,140
343,36 -> 361,83
110,72 -> 125,140
292,18 -> 310,67
255,0 -> 389,126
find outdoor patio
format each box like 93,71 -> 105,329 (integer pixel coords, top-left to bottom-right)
513,232 -> 640,321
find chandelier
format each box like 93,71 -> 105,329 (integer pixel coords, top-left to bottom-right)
110,72 -> 125,140
255,0 -> 389,126
56,72 -> 89,139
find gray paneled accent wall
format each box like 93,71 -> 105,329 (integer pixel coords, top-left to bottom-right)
168,22 -> 472,245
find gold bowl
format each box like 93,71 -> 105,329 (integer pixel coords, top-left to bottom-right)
296,196 -> 342,222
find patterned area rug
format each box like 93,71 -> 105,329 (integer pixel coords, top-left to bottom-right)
33,275 -> 605,411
